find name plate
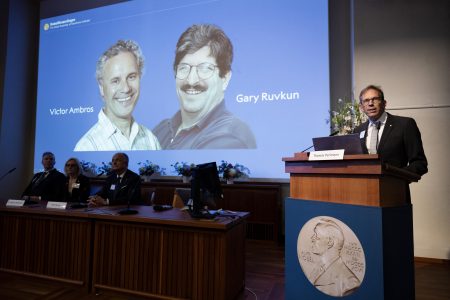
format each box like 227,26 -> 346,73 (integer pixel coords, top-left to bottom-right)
47,201 -> 67,209
309,149 -> 345,161
6,199 -> 25,207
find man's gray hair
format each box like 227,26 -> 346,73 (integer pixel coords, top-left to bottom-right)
96,40 -> 144,82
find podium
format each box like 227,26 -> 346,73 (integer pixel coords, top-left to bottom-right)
283,152 -> 420,300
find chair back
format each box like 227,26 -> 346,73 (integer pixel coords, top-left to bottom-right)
172,188 -> 191,208
141,187 -> 156,206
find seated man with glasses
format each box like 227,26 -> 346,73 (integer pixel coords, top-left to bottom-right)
353,85 -> 428,177
153,24 -> 256,149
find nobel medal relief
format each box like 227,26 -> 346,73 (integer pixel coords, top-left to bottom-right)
297,216 -> 366,297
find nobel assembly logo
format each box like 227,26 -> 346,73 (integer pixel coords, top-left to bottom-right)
43,18 -> 91,31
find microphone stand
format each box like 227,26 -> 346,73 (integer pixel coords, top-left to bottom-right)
300,145 -> 314,153
300,131 -> 340,153
0,167 -> 16,182
118,177 -> 139,215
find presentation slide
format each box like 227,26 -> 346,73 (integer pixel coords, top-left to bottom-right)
35,0 -> 330,178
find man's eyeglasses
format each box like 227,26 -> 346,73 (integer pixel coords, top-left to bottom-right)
361,96 -> 383,105
175,63 -> 217,80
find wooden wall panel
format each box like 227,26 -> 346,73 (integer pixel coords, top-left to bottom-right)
93,222 -> 162,294
224,221 -> 246,300
93,220 -> 245,300
0,213 -> 91,286
0,203 -> 247,299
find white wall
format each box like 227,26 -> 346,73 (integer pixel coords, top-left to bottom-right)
354,0 -> 450,259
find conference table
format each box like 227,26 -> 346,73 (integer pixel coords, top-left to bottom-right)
0,199 -> 249,300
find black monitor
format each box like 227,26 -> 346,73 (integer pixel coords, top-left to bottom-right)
189,162 -> 223,219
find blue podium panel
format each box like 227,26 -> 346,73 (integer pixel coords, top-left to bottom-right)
285,198 -> 414,300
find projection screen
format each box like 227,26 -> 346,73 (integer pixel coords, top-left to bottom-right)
35,0 -> 330,178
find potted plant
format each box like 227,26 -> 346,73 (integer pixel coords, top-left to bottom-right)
327,99 -> 367,135
138,160 -> 165,182
172,162 -> 196,183
80,160 -> 98,177
217,160 -> 250,184
97,161 -> 113,177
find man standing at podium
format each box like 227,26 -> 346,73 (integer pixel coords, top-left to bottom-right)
353,85 -> 428,176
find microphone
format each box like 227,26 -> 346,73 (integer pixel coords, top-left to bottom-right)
0,167 -> 16,182
301,131 -> 339,152
330,130 -> 340,136
118,177 -> 139,215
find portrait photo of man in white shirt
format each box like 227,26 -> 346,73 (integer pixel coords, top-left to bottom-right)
74,40 -> 161,151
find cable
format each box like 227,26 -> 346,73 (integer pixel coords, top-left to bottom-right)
245,286 -> 258,300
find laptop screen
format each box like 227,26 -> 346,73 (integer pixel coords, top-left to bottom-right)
312,134 -> 364,155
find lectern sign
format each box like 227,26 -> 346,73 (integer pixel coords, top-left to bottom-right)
297,216 -> 366,297
47,201 -> 67,209
309,150 -> 344,161
6,199 -> 25,207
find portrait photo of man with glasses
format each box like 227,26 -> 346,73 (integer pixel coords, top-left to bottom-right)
153,24 -> 257,149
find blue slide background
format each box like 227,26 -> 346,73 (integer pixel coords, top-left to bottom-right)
35,0 -> 330,178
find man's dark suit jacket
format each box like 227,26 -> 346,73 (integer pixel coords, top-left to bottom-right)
96,169 -> 141,205
22,169 -> 66,201
353,113 -> 428,176
64,174 -> 91,203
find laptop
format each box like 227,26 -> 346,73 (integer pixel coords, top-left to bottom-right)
312,133 -> 364,155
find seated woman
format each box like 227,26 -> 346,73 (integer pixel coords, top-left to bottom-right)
64,157 -> 91,203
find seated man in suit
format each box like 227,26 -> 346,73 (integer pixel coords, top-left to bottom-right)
22,151 -> 66,202
88,152 -> 141,206
353,85 -> 428,176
